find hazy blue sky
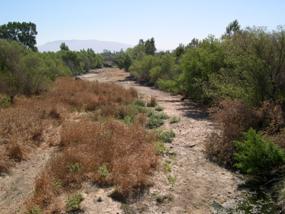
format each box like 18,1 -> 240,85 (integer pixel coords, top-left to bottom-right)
1,0 -> 284,49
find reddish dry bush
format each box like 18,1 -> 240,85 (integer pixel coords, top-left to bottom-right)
0,107 -> 44,145
0,105 -> 45,172
257,101 -> 285,135
31,119 -> 158,209
0,96 -> 64,172
206,100 -> 259,167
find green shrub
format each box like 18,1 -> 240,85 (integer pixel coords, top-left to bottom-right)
163,161 -> 172,173
134,99 -> 145,107
68,162 -> 81,173
98,164 -> 110,178
66,193 -> 83,212
147,115 -> 164,129
234,128 -> 285,176
147,111 -> 169,129
155,105 -> 164,111
148,110 -> 168,119
169,116 -> 180,124
158,130 -> 176,143
27,206 -> 42,214
167,175 -> 176,187
123,115 -> 133,125
154,141 -> 168,155
0,95 -> 11,108
157,79 -> 179,93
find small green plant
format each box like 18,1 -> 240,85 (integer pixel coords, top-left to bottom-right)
170,116 -> 180,124
52,179 -> 62,190
164,161 -> 172,173
68,162 -> 81,173
98,164 -> 110,178
0,96 -> 11,108
127,102 -> 148,116
147,115 -> 164,129
27,206 -> 42,214
66,193 -> 84,212
155,105 -> 163,111
234,128 -> 285,176
159,130 -> 175,143
147,111 -> 169,129
154,141 -> 168,155
134,99 -> 145,107
167,175 -> 176,187
123,115 -> 133,125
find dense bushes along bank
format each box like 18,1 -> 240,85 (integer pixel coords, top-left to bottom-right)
116,20 -> 285,211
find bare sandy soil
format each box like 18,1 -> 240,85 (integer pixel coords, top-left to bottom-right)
81,68 -> 243,214
0,68 -> 242,214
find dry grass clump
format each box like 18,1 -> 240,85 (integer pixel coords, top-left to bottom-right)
29,119 -> 158,210
0,93 -> 67,173
48,77 -> 138,113
0,106 -> 44,145
0,105 -> 46,172
206,100 -> 259,167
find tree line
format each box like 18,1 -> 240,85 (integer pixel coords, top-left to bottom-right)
117,21 -> 285,108
0,22 -> 103,101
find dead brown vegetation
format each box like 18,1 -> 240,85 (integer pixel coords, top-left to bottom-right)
206,99 -> 285,167
206,100 -> 259,167
29,119 -> 158,211
0,77 -> 139,174
49,77 -> 137,113
257,101 -> 285,135
17,77 -> 158,212
0,105 -> 46,173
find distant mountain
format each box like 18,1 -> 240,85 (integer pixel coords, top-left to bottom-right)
38,39 -> 132,52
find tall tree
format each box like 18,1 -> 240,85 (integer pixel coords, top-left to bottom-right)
225,20 -> 241,37
0,22 -> 38,51
145,38 -> 156,55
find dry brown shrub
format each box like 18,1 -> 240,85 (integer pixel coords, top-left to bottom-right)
267,128 -> 285,150
0,95 -> 65,172
147,96 -> 157,107
257,101 -> 285,135
31,119 -> 157,209
7,143 -> 24,162
0,105 -> 46,172
206,100 -> 259,167
48,77 -> 137,113
0,106 -> 44,145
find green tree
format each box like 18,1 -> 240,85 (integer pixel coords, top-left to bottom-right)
145,38 -> 156,55
225,19 -> 241,37
180,36 -> 225,103
78,49 -> 102,72
219,27 -> 285,105
129,55 -> 160,83
174,44 -> 185,57
60,42 -> 70,51
0,40 -> 62,101
115,51 -> 132,71
0,22 -> 38,51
